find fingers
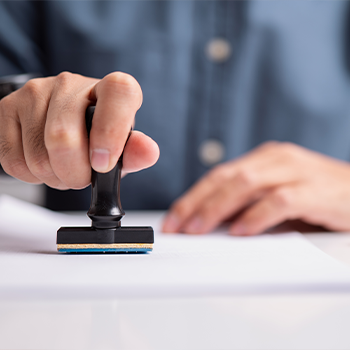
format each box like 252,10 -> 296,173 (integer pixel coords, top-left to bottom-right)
162,165 -> 230,232
89,72 -> 143,173
122,130 -> 160,174
16,78 -> 69,189
45,72 -> 97,189
4,74 -> 95,189
0,94 -> 41,183
163,142 -> 304,233
230,186 -> 301,236
0,71 -> 155,190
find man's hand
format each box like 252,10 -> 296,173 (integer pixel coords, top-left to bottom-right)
163,142 -> 350,235
0,72 -> 159,189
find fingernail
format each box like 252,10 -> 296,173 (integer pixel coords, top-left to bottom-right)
230,223 -> 246,236
163,213 -> 180,233
91,149 -> 110,172
185,217 -> 202,234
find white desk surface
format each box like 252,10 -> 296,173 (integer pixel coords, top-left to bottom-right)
1,203 -> 350,350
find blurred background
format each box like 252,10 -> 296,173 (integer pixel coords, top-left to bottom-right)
0,174 -> 44,205
1,1 -> 350,211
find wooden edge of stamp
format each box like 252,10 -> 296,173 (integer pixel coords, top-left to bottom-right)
57,243 -> 153,250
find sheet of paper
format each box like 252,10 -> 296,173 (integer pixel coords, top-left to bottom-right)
1,195 -> 350,298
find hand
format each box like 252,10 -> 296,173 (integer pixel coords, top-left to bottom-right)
0,72 -> 159,189
162,142 -> 350,235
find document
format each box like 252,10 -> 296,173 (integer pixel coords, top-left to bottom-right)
1,195 -> 350,298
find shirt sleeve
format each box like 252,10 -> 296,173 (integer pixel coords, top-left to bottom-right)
0,1 -> 47,76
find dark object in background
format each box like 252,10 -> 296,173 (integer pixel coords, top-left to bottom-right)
56,106 -> 154,253
45,186 -> 90,211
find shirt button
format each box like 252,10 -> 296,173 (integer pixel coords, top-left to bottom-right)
198,139 -> 225,166
205,38 -> 232,63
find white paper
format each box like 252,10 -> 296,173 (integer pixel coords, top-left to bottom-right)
1,195 -> 350,299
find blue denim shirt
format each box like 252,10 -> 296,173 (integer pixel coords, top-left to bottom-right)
1,1 -> 350,209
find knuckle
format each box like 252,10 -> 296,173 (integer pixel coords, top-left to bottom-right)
234,168 -> 256,190
259,141 -> 281,151
106,72 -> 138,89
46,125 -> 78,150
0,94 -> 16,115
207,164 -> 231,184
52,73 -> 80,113
256,141 -> 283,158
21,79 -> 45,101
270,188 -> 293,210
56,71 -> 75,87
257,141 -> 302,163
92,123 -> 118,138
104,72 -> 142,104
171,200 -> 192,218
279,142 -> 301,157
